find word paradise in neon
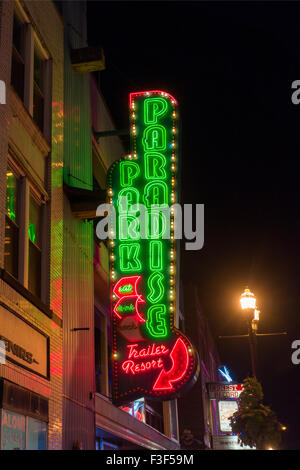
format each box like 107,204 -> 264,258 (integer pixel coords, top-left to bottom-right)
108,90 -> 199,404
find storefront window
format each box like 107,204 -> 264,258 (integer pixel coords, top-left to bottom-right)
26,417 -> 47,450
0,409 -> 47,450
1,409 -> 26,450
121,398 -> 146,423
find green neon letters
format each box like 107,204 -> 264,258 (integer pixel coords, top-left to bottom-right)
111,92 -> 176,343
143,182 -> 168,208
145,152 -> 167,180
146,305 -> 168,337
149,241 -> 163,270
147,272 -> 164,303
119,244 -> 142,272
120,161 -> 140,187
144,97 -> 168,124
143,125 -> 166,151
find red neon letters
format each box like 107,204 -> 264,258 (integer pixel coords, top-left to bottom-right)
121,343 -> 169,376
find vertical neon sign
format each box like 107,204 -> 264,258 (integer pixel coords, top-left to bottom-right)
108,91 -> 199,404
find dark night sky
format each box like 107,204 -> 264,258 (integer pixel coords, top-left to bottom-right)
87,1 -> 300,449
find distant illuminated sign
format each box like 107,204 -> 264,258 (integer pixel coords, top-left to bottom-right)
207,383 -> 243,400
212,435 -> 254,450
218,400 -> 238,432
108,91 -> 199,404
218,366 -> 233,383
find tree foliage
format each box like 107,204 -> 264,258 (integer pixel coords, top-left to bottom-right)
230,377 -> 283,450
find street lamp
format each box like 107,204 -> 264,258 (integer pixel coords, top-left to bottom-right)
219,288 -> 287,381
240,288 -> 256,310
240,288 -> 258,378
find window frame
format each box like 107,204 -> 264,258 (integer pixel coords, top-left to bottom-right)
4,161 -> 23,279
5,154 -> 47,303
11,11 -> 26,102
11,4 -> 52,140
28,190 -> 43,298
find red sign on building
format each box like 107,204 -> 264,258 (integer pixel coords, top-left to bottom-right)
207,383 -> 243,400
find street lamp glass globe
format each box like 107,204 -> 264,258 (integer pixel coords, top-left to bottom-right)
240,288 -> 256,310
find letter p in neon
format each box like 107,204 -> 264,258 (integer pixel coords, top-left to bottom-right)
144,98 -> 168,124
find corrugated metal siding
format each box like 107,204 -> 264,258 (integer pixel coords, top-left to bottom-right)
90,77 -> 125,169
63,201 -> 95,449
62,1 -> 95,450
62,1 -> 92,191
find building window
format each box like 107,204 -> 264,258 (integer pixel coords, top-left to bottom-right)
10,6 -> 51,138
28,194 -> 42,297
33,45 -> 45,131
145,401 -> 164,434
4,157 -> 47,301
4,169 -> 19,278
11,12 -> 25,101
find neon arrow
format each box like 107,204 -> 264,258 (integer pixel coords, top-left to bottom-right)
153,338 -> 189,391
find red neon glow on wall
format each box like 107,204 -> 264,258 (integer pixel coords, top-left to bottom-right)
152,338 -> 189,391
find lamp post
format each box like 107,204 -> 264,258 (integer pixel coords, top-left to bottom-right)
240,288 -> 259,378
219,288 -> 287,381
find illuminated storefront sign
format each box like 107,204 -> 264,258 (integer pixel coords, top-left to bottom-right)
218,400 -> 238,433
108,91 -> 199,404
212,435 -> 254,450
218,365 -> 233,383
207,383 -> 243,400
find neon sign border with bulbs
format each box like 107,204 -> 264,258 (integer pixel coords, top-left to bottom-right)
107,90 -> 199,405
